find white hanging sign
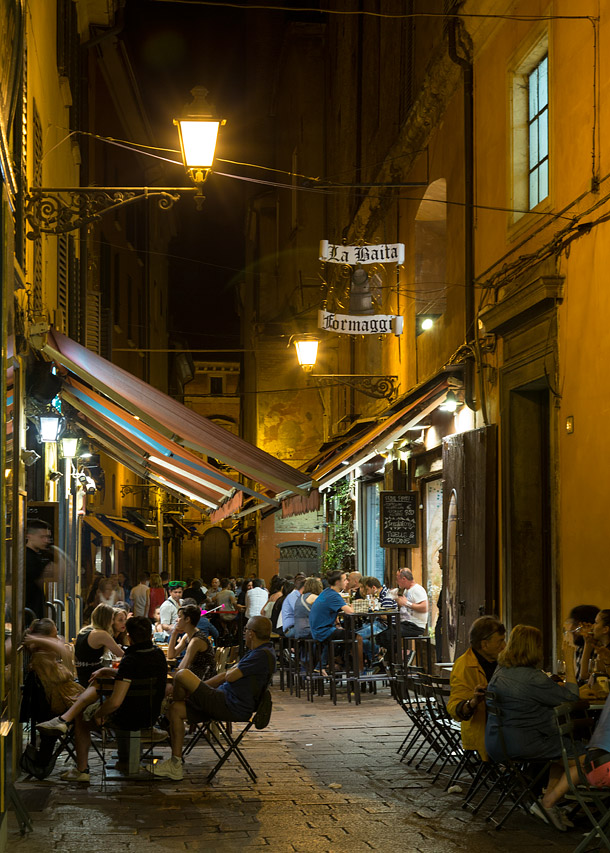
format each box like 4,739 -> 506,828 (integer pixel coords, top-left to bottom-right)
318,309 -> 404,336
319,240 -> 405,265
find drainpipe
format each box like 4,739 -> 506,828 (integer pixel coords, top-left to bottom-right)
447,19 -> 482,420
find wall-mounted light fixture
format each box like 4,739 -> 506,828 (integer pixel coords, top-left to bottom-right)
24,86 -> 224,238
291,335 -> 398,402
38,412 -> 65,442
439,390 -> 462,413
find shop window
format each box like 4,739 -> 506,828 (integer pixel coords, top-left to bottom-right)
361,481 -> 385,585
510,34 -> 549,222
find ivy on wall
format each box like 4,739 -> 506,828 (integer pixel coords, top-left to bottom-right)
322,479 -> 355,573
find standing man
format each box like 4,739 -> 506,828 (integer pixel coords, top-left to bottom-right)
150,616 -> 276,780
377,569 -> 429,649
25,519 -> 54,618
159,582 -> 183,633
447,615 -> 506,759
130,574 -> 150,618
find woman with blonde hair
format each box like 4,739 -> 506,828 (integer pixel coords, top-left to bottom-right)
148,572 -> 166,619
74,603 -> 124,686
485,624 -> 584,830
23,618 -> 83,713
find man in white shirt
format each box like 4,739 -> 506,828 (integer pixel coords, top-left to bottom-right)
159,582 -> 184,632
130,575 -> 150,618
378,568 -> 428,647
245,579 -> 268,618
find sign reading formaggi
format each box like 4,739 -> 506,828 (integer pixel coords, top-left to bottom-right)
319,240 -> 405,265
318,309 -> 404,336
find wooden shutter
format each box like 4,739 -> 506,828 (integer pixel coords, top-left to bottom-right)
441,424 -> 497,660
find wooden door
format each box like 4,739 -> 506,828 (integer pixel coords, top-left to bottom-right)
442,425 -> 497,660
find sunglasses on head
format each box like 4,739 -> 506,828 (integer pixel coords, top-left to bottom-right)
168,581 -> 184,589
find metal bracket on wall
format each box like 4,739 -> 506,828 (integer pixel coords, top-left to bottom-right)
307,374 -> 398,402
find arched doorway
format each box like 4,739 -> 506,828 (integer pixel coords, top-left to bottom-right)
201,527 -> 231,581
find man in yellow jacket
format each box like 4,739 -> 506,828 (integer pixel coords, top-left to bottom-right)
447,616 -> 506,760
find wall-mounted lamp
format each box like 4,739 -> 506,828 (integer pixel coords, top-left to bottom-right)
24,85 -> 223,238
416,313 -> 441,336
439,390 -> 461,413
39,412 -> 65,443
48,470 -> 63,482
291,334 -> 398,402
292,335 -> 320,372
59,427 -> 80,459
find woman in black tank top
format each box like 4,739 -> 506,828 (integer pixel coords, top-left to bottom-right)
74,603 -> 124,686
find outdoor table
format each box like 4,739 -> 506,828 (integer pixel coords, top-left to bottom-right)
340,609 -> 402,705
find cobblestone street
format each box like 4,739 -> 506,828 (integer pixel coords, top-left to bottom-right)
8,685 -> 580,853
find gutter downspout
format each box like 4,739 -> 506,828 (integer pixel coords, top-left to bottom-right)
448,19 -> 488,424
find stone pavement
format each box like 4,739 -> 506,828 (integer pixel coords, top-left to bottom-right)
8,684 -> 580,853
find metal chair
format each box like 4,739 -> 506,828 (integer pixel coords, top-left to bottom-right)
483,690 -> 552,830
554,701 -> 610,853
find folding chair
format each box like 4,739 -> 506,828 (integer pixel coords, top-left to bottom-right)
483,690 -> 552,830
204,686 -> 272,783
19,670 -> 78,779
554,701 -> 610,853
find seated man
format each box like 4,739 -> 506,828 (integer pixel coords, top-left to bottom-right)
150,615 -> 276,781
356,576 -> 396,663
309,570 -> 364,672
446,615 -> 506,760
37,616 -> 167,782
377,568 -> 429,649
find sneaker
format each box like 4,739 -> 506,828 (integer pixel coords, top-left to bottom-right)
37,716 -> 68,736
60,767 -> 90,783
530,799 -> 566,832
147,757 -> 183,780
544,804 -> 567,832
141,727 -> 169,743
529,800 -> 550,825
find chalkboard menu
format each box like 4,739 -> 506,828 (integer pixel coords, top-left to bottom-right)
380,491 -> 418,548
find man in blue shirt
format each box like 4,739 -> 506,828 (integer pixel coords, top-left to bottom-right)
150,615 -> 275,780
280,575 -> 305,636
310,570 -> 364,671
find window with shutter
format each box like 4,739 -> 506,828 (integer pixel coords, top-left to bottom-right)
85,291 -> 101,354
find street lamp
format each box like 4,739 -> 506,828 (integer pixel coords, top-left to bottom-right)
174,87 -> 223,186
291,335 -> 398,402
24,85 -> 224,239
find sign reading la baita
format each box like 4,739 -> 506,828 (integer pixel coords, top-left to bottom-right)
319,240 -> 405,266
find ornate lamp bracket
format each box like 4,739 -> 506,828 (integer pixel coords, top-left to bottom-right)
308,374 -> 398,402
24,186 -> 201,239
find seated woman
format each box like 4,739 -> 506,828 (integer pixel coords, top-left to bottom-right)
294,577 -> 323,639
74,603 -> 124,686
262,575 -> 283,619
562,604 -> 599,682
579,609 -> 610,688
111,607 -> 128,646
485,624 -> 584,831
167,604 -> 215,682
23,618 -> 83,715
21,618 -> 84,778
